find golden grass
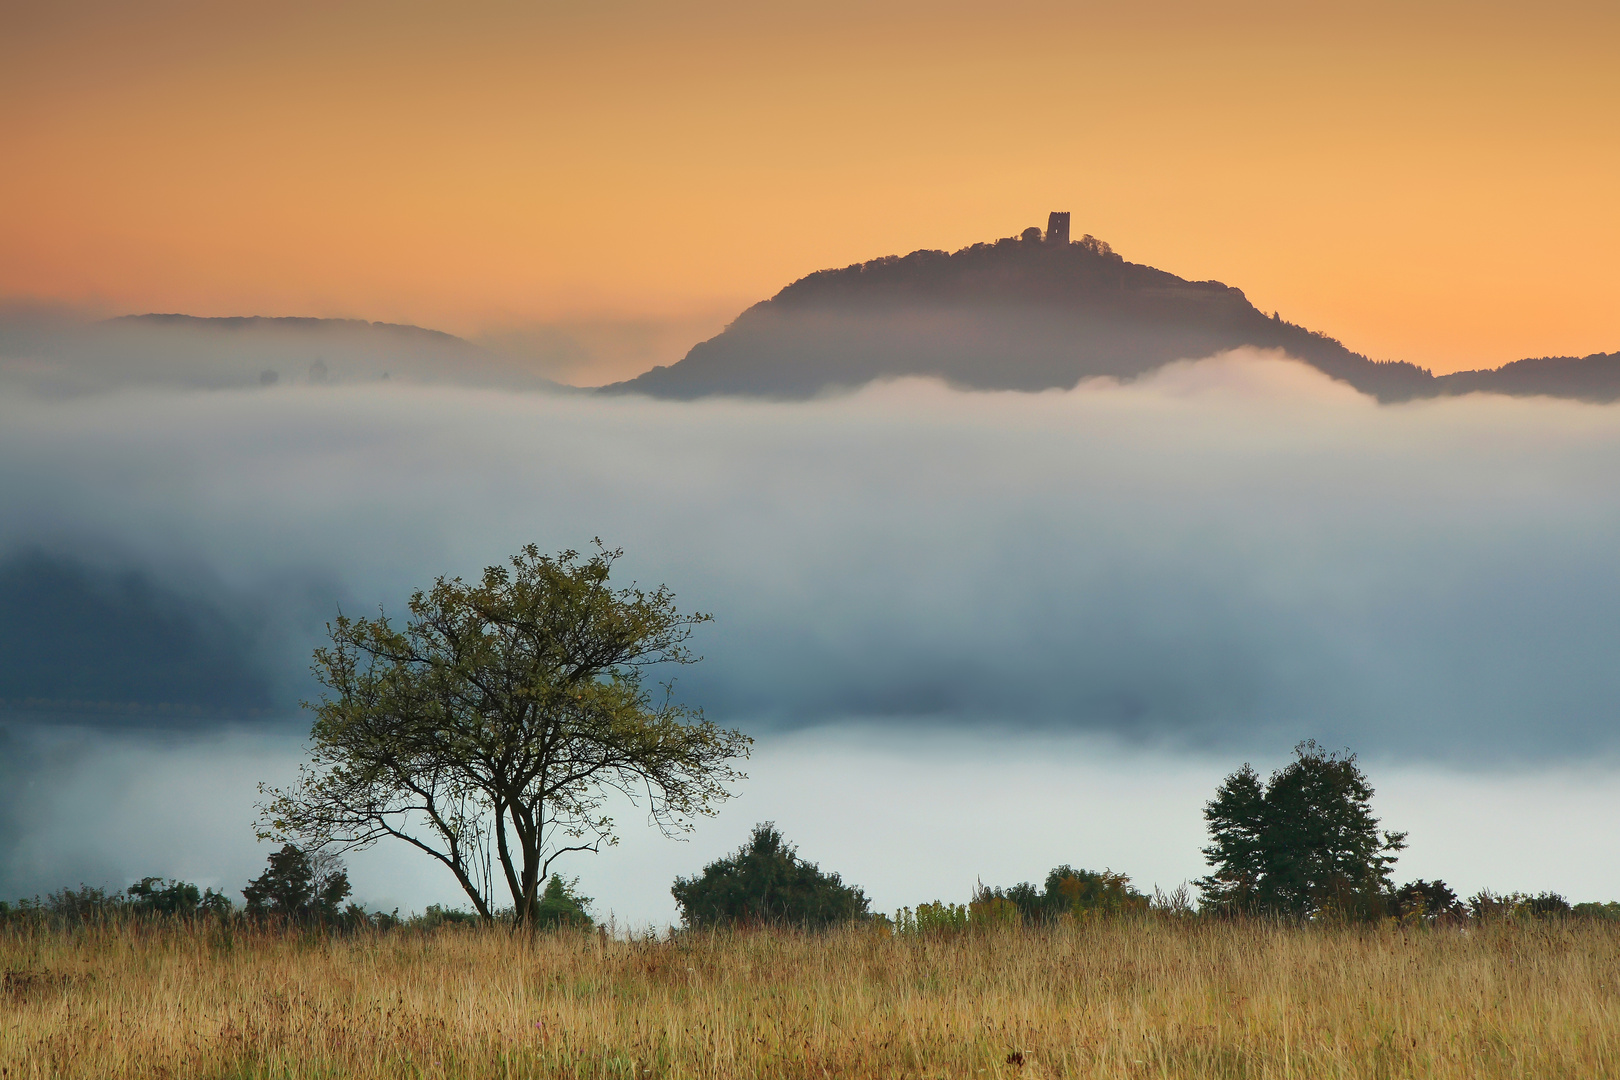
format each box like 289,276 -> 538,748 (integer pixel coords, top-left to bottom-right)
1,918 -> 1617,1079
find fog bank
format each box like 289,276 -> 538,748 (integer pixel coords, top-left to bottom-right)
4,349 -> 1620,909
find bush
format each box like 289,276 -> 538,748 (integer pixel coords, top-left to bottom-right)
1524,892 -> 1573,919
127,877 -> 234,918
1469,890 -> 1574,921
977,866 -> 1149,923
671,823 -> 870,929
893,901 -> 970,935
413,904 -> 482,929
1388,880 -> 1465,923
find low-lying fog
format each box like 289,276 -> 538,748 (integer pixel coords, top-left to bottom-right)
3,348 -> 1619,925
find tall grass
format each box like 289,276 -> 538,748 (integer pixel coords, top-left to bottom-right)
2,916 -> 1617,1078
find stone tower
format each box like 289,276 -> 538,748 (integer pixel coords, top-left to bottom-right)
1046,211 -> 1071,246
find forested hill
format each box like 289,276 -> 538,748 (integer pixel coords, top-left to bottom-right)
604,228 -> 1617,403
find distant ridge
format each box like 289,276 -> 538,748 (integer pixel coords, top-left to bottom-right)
110,313 -> 473,348
0,312 -> 568,394
604,225 -> 1618,403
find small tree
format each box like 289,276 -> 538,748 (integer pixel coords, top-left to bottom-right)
671,822 -> 870,928
1197,741 -> 1405,918
258,543 -> 750,928
535,875 -> 593,929
242,844 -> 352,921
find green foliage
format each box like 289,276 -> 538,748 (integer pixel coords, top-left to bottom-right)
259,542 -> 750,928
242,844 -> 352,922
1573,901 -> 1620,921
536,875 -> 593,929
0,877 -> 233,926
42,885 -> 120,922
1468,889 -> 1572,921
127,877 -> 234,918
671,822 -> 870,929
413,903 -> 482,929
893,901 -> 970,935
1196,741 -> 1405,919
976,866 -> 1149,923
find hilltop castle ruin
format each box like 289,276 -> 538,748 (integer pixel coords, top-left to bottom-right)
1047,211 -> 1070,245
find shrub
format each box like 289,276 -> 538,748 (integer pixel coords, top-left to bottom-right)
977,866 -> 1149,923
894,902 -> 970,935
672,823 -> 870,929
127,878 -> 234,918
1388,880 -> 1465,923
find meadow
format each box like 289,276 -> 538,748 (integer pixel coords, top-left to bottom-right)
2,917 -> 1616,1079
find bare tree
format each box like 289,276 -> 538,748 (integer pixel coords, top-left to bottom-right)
258,543 -> 750,926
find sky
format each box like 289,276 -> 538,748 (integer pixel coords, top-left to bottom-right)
3,1 -> 1618,379
3,351 -> 1620,923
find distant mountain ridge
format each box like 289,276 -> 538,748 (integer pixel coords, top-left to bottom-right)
606,226 -> 1618,403
110,313 -> 474,348
0,310 -> 567,395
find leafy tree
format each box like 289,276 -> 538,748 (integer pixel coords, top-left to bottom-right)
258,544 -> 750,928
671,822 -> 870,928
536,874 -> 593,929
242,843 -> 352,921
127,877 -> 234,917
1197,741 -> 1406,918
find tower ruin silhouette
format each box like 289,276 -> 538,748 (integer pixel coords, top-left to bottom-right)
1046,211 -> 1071,246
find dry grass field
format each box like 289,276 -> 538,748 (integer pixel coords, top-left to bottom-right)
1,917 -> 1617,1079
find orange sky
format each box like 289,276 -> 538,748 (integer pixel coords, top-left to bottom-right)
2,0 -> 1616,378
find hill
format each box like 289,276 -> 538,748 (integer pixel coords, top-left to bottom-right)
1435,352 -> 1620,401
604,224 -> 1616,403
0,312 -> 568,395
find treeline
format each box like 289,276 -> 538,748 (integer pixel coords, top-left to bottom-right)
8,742 -> 1620,936
667,821 -> 1620,934
0,843 -> 592,932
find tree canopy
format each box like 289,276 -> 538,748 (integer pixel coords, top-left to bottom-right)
258,543 -> 750,927
671,823 -> 870,929
242,844 -> 353,922
1196,741 -> 1405,917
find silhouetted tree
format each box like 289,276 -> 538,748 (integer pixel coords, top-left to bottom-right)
258,543 -> 750,928
671,823 -> 869,929
242,844 -> 351,922
1388,879 -> 1464,922
1197,741 -> 1405,918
